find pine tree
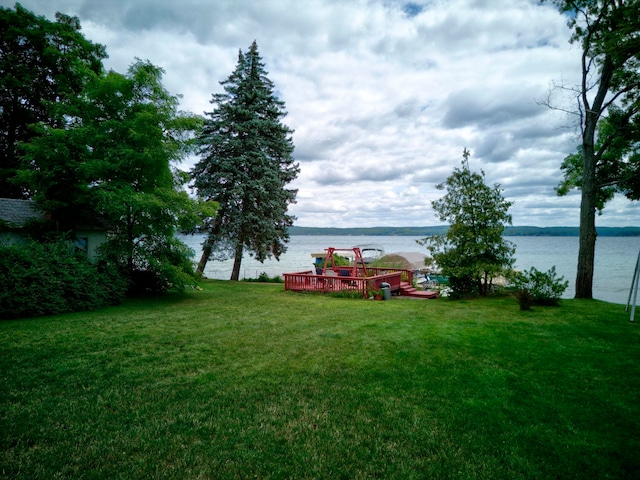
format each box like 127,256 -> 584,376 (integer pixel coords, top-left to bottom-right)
419,149 -> 515,296
191,41 -> 299,280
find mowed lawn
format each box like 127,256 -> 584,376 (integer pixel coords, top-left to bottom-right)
1,281 -> 639,479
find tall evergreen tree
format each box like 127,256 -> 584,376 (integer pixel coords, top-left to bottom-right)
191,41 -> 299,280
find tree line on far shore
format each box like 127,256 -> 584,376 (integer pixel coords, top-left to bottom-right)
288,226 -> 640,237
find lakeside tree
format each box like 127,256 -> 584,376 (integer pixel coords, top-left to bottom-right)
19,60 -> 214,291
557,112 -> 640,210
191,41 -> 299,280
0,4 -> 106,199
546,0 -> 640,299
419,149 -> 515,296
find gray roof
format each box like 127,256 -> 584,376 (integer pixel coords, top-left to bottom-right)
0,198 -> 43,227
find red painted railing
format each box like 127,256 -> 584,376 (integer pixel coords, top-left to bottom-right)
284,268 -> 412,298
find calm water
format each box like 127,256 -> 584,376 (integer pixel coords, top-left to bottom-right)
180,234 -> 640,305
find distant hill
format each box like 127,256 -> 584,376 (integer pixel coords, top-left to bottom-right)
289,226 -> 640,236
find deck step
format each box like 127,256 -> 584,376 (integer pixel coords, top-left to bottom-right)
399,282 -> 439,299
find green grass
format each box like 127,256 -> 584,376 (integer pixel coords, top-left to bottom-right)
1,281 -> 639,479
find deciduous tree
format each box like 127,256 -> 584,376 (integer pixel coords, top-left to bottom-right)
419,149 -> 515,296
20,60 -> 213,291
191,41 -> 299,280
557,110 -> 640,210
547,0 -> 640,299
0,4 -> 106,198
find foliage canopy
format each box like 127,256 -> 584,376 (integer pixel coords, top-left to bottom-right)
547,0 -> 640,298
0,4 -> 106,199
2,5 -> 215,295
19,60 -> 213,290
192,41 -> 299,281
419,149 -> 515,296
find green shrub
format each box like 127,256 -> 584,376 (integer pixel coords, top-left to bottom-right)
329,289 -> 364,299
512,266 -> 569,307
447,274 -> 477,298
332,254 -> 352,267
126,269 -> 170,296
515,288 -> 534,311
0,241 -> 126,319
243,272 -> 284,283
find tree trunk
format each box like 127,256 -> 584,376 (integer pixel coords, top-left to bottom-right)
126,211 -> 135,275
196,217 -> 225,276
575,112 -> 599,299
196,241 -> 213,276
573,42 -> 613,299
231,242 -> 243,281
575,189 -> 596,299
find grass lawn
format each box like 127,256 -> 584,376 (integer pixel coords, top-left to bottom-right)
1,281 -> 639,479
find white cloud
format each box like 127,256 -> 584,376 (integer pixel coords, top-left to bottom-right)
3,0 -> 638,227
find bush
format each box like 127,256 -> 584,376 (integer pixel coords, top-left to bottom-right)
514,289 -> 534,311
100,234 -> 197,296
447,274 -> 477,298
243,272 -> 284,283
512,266 -> 569,308
329,289 -> 364,299
127,269 -> 170,296
0,241 -> 127,319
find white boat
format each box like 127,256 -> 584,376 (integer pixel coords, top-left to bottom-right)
353,244 -> 385,264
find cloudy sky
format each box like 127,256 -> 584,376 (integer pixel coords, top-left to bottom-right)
4,0 -> 639,227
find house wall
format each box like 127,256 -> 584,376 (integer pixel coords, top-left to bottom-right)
1,230 -> 107,263
0,232 -> 27,246
74,230 -> 108,263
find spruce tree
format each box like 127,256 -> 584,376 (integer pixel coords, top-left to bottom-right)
192,41 -> 299,280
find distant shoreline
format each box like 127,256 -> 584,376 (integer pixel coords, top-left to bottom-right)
289,226 -> 640,237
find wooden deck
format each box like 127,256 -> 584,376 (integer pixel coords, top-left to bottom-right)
284,267 -> 438,299
398,281 -> 439,299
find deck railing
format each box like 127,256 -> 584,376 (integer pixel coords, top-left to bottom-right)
284,267 -> 412,298
366,267 -> 414,284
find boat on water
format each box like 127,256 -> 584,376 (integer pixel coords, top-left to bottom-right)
310,249 -> 356,273
354,244 -> 385,264
310,245 -> 385,271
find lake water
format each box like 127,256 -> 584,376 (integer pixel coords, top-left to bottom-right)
180,234 -> 640,305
